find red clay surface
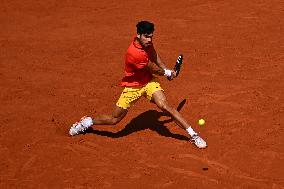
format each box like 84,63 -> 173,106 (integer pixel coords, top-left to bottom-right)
1,0 -> 283,188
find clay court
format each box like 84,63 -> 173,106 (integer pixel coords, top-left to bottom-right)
1,0 -> 283,188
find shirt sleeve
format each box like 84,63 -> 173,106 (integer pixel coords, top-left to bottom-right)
126,53 -> 148,70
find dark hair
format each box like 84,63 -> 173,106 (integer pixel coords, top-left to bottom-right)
136,21 -> 155,34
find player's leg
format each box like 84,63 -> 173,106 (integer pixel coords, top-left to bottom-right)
152,90 -> 190,130
144,78 -> 190,130
93,106 -> 128,125
152,90 -> 207,148
69,87 -> 141,136
69,105 -> 127,136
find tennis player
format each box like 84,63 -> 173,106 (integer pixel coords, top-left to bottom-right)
69,21 -> 207,148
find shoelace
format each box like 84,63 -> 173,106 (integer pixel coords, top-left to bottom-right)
75,123 -> 87,131
191,135 -> 203,144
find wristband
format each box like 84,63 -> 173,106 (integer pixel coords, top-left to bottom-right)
164,69 -> 172,77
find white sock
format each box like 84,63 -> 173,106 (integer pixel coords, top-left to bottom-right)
81,117 -> 94,128
186,127 -> 197,137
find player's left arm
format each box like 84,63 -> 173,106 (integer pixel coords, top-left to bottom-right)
150,47 -> 167,69
147,61 -> 164,76
148,47 -> 176,79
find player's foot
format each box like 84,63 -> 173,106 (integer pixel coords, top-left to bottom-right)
190,134 -> 207,149
69,116 -> 93,136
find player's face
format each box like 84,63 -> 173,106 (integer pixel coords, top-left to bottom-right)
137,33 -> 153,47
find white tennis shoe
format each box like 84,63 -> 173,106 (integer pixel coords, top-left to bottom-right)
190,134 -> 207,149
69,116 -> 93,136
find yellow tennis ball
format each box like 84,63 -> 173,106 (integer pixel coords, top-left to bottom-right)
198,119 -> 205,126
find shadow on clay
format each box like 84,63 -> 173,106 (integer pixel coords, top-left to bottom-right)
87,99 -> 189,141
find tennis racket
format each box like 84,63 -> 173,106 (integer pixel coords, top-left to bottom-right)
174,54 -> 183,77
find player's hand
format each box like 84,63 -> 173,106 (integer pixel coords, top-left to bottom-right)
172,70 -> 177,78
167,70 -> 176,80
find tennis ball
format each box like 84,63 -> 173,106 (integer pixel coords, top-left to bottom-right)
198,119 -> 205,126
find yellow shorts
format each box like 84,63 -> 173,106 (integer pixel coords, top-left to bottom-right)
116,78 -> 163,109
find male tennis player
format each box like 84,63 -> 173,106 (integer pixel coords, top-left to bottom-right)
69,21 -> 207,148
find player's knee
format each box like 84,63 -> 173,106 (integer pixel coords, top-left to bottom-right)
109,118 -> 118,125
157,101 -> 170,112
110,117 -> 122,125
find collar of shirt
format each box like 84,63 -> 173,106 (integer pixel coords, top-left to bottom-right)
132,37 -> 143,49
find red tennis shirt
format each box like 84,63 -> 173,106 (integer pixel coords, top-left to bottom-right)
120,37 -> 155,87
